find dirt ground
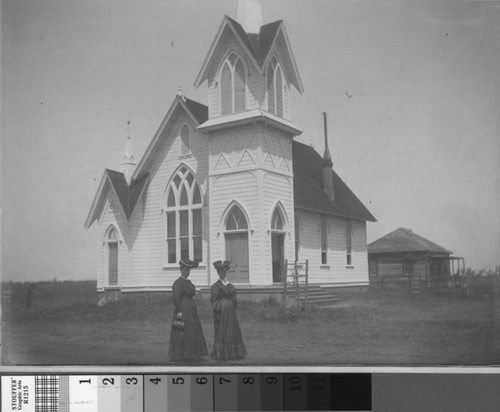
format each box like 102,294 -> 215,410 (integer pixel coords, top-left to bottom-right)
3,282 -> 500,366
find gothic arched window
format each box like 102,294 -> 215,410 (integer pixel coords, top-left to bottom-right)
220,53 -> 246,115
267,56 -> 284,118
164,167 -> 203,264
320,218 -> 328,265
105,226 -> 119,286
346,221 -> 353,266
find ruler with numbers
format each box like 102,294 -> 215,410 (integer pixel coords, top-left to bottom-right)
1,373 -> 372,411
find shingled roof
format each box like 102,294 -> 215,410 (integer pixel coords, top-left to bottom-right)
226,16 -> 282,64
184,98 -> 209,124
292,141 -> 376,222
368,228 -> 452,255
106,170 -> 149,219
195,16 -> 303,93
181,98 -> 374,222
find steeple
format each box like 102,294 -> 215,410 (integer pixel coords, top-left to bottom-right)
236,0 -> 263,34
323,112 -> 333,167
121,121 -> 136,185
322,112 -> 335,202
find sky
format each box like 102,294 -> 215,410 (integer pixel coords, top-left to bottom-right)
2,0 -> 499,281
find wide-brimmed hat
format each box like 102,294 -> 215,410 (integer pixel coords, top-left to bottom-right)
179,258 -> 199,269
213,260 -> 230,271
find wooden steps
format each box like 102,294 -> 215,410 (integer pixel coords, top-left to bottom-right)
287,285 -> 340,306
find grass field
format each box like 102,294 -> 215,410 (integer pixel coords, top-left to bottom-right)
2,281 -> 500,366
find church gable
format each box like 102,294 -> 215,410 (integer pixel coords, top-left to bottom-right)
85,169 -> 149,229
132,96 -> 208,182
196,14 -> 302,121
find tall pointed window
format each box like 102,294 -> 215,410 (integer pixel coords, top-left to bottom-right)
320,219 -> 328,265
346,221 -> 353,265
105,226 -> 119,286
164,167 -> 203,264
220,53 -> 246,115
267,56 -> 284,118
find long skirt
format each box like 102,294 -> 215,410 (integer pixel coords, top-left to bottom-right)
168,297 -> 208,361
212,298 -> 247,360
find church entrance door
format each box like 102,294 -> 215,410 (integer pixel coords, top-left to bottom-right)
272,233 -> 285,283
225,233 -> 249,283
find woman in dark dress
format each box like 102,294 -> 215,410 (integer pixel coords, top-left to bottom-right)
168,258 -> 208,362
210,260 -> 247,361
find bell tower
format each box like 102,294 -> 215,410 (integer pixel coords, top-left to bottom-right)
194,1 -> 304,285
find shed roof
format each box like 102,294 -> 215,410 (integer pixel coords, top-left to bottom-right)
368,228 -> 452,255
292,141 -> 376,222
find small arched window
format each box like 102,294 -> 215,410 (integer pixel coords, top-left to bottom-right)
180,125 -> 190,156
346,221 -> 353,265
105,226 -> 119,286
164,167 -> 203,264
226,206 -> 248,231
220,53 -> 246,115
271,209 -> 284,231
321,219 -> 328,265
107,227 -> 117,241
267,56 -> 284,118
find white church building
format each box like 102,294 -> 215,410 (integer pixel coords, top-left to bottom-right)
85,0 -> 376,297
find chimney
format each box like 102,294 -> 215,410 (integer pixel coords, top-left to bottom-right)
322,112 -> 335,202
236,0 -> 263,34
121,122 -> 136,185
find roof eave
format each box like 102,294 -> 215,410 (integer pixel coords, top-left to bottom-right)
294,205 -> 375,222
262,23 -> 304,94
132,96 -> 199,181
197,110 -> 302,136
84,172 -> 110,229
127,175 -> 150,221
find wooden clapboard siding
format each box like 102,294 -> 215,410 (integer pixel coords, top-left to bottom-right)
263,172 -> 295,283
209,125 -> 260,171
369,254 -> 430,282
123,110 -> 210,288
210,171 -> 260,283
297,210 -> 369,285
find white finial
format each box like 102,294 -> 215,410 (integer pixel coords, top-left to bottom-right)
177,85 -> 186,101
122,121 -> 136,185
236,0 -> 263,34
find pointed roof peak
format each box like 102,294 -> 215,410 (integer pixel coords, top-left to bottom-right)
322,112 -> 333,166
122,121 -> 135,160
236,0 -> 263,34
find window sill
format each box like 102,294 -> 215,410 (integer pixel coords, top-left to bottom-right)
163,264 -> 207,270
345,265 -> 355,269
320,265 -> 330,269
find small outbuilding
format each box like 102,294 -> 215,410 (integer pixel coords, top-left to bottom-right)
368,228 -> 463,289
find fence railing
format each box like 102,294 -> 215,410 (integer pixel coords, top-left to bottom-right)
283,260 -> 309,311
